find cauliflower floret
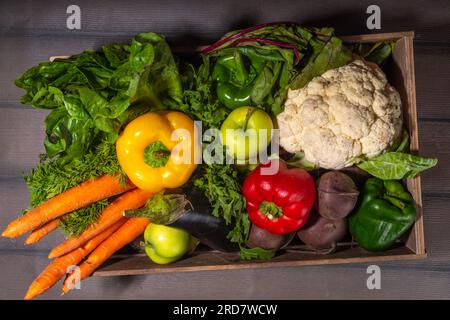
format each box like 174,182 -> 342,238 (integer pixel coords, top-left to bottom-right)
277,60 -> 402,169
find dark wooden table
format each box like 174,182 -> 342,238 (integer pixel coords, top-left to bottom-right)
1,0 -> 449,299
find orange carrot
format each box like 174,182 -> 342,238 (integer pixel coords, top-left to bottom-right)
24,220 -> 60,245
62,217 -> 150,294
24,219 -> 126,300
2,175 -> 134,239
49,189 -> 152,259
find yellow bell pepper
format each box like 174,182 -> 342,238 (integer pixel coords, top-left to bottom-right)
116,111 -> 199,192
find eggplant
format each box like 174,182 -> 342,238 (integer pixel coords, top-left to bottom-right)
126,188 -> 238,252
169,188 -> 238,252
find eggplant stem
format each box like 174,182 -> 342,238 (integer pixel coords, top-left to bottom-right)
159,194 -> 192,225
125,194 -> 192,225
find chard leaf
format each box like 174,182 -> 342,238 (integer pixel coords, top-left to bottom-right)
251,61 -> 282,104
198,24 -> 329,116
290,37 -> 352,89
350,41 -> 395,65
357,152 -> 438,180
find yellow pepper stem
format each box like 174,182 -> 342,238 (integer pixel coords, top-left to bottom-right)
144,140 -> 170,168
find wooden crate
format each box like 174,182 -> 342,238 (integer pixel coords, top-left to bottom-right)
92,31 -> 425,277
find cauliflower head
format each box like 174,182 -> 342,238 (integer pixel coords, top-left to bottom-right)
277,60 -> 402,169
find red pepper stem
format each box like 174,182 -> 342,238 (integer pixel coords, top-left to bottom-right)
259,201 -> 283,220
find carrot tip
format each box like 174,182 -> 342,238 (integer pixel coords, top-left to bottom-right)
48,252 -> 57,259
24,290 -> 36,300
2,229 -> 13,238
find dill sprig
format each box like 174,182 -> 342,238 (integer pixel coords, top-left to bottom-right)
59,200 -> 109,237
23,140 -> 125,235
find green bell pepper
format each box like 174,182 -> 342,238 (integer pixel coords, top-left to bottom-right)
212,52 -> 263,109
349,178 -> 416,252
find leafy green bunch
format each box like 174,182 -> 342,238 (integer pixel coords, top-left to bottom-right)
16,33 -> 182,163
180,24 -> 352,125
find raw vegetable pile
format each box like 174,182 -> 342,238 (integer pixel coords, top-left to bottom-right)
2,23 -> 438,300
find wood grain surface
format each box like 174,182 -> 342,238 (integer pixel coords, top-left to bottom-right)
1,0 -> 449,299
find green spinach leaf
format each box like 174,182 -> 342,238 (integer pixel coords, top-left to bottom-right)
16,32 -> 182,162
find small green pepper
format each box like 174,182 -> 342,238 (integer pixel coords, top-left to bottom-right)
349,178 -> 416,251
212,52 -> 261,109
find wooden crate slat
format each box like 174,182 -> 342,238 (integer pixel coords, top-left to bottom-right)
94,246 -> 423,276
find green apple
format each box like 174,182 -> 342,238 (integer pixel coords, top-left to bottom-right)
220,106 -> 273,162
144,224 -> 192,265
144,246 -> 181,264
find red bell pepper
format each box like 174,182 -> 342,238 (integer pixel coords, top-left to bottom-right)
242,160 -> 316,235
